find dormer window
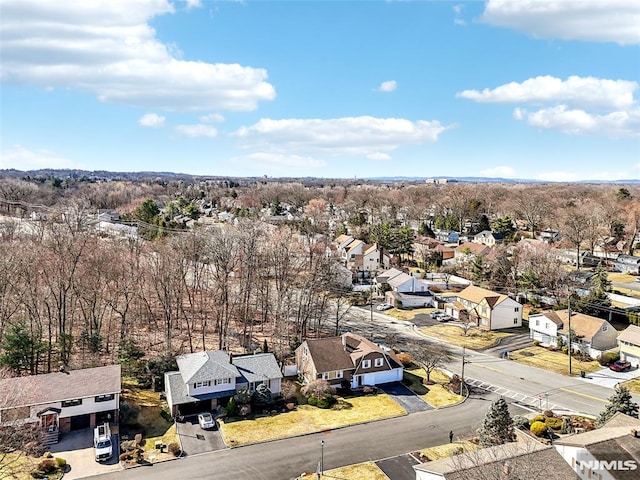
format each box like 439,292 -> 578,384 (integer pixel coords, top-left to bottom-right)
362,359 -> 371,369
374,358 -> 384,367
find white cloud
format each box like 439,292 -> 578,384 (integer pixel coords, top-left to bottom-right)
199,113 -> 225,124
480,166 -> 516,178
454,18 -> 466,26
453,4 -> 466,26
480,0 -> 640,45
232,153 -> 327,170
175,124 -> 218,138
517,105 -> 640,138
232,116 -> 451,156
457,76 -> 637,110
0,144 -> 83,169
366,152 -> 392,161
184,0 -> 202,10
0,0 -> 275,111
138,113 -> 165,127
453,4 -> 463,15
377,80 -> 397,93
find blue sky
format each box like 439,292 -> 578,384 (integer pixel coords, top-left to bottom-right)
1,0 -> 638,181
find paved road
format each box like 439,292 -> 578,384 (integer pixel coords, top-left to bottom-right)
92,393 -> 524,480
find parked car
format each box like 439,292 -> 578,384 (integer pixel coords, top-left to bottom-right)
376,303 -> 393,311
609,360 -> 632,372
93,423 -> 113,462
438,315 -> 453,323
198,412 -> 216,430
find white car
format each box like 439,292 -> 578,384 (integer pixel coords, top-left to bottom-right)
376,303 -> 393,311
198,412 -> 215,430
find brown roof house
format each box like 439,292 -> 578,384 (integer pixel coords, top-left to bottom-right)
554,310 -> 618,359
414,436 -> 575,480
445,285 -> 522,330
295,333 -> 403,389
0,365 -> 121,444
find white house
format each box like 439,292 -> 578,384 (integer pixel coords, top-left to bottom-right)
0,365 -> 121,444
165,350 -> 283,417
353,243 -> 390,273
445,285 -> 522,330
530,310 -> 618,359
473,230 -> 504,247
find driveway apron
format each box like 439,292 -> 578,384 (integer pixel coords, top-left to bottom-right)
380,382 -> 432,414
176,416 -> 227,456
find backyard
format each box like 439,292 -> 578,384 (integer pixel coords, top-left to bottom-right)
219,393 -> 407,446
509,347 -> 601,376
421,324 -> 513,350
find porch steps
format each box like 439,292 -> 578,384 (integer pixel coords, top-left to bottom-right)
41,430 -> 59,446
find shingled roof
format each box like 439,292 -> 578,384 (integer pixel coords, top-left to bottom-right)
304,337 -> 355,373
176,350 -> 240,384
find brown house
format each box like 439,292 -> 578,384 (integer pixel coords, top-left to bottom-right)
295,332 -> 403,389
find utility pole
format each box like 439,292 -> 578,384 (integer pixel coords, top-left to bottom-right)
460,346 -> 466,396
568,296 -> 572,376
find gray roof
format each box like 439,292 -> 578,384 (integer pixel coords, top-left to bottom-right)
176,350 -> 240,384
232,353 -> 283,384
166,371 -> 235,406
0,365 -> 121,409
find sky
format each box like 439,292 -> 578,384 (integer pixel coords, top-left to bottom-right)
0,0 -> 639,181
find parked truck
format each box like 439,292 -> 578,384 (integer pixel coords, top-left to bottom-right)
93,423 -> 113,462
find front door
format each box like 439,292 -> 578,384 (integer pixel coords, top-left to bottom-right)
357,375 -> 363,387
41,413 -> 58,431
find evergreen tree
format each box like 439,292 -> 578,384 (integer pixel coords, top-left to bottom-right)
0,321 -> 45,375
597,385 -> 639,426
477,397 -> 516,447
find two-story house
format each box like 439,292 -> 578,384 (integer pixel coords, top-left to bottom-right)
614,254 -> 640,274
445,285 -> 522,330
472,230 -> 504,247
352,243 -> 390,275
0,365 -> 121,444
529,310 -> 618,359
617,324 -> 640,368
164,350 -> 283,417
295,332 -> 403,389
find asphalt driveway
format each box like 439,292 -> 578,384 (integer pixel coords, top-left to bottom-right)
376,454 -> 420,480
379,382 -> 432,414
176,415 -> 226,456
49,428 -> 121,479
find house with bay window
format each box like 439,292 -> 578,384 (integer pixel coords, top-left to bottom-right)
295,332 -> 403,389
164,350 -> 283,417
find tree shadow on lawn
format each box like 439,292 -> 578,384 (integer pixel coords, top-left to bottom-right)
402,371 -> 430,395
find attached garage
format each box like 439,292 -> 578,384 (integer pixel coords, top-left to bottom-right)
70,414 -> 91,431
621,352 -> 640,368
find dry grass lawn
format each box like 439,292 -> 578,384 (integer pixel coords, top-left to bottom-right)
418,441 -> 477,460
0,452 -> 66,480
142,424 -> 179,462
608,272 -> 636,283
385,307 -> 433,321
421,324 -> 512,350
510,347 -> 601,376
622,378 -> 640,394
404,369 -> 464,408
301,462 -> 389,480
219,394 -> 406,446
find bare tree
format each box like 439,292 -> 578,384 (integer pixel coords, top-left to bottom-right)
411,343 -> 450,383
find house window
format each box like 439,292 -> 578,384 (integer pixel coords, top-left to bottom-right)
61,399 -> 82,408
535,319 -> 539,326
322,371 -> 342,380
514,318 -> 518,324
545,322 -> 549,329
215,378 -> 230,386
514,307 -> 520,312
362,359 -> 371,369
602,325 -> 607,331
374,358 -> 384,367
193,381 -> 211,389
95,394 -> 115,402
303,346 -> 308,357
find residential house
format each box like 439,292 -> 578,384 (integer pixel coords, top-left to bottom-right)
352,243 -> 390,275
618,324 -> 640,368
445,285 -> 522,330
529,310 -> 618,359
342,239 -> 365,264
614,255 -> 640,274
436,231 -> 459,244
374,268 -> 432,304
414,438 -> 574,480
0,365 -> 121,444
473,230 -> 504,247
165,351 -> 283,417
539,229 -> 561,243
334,234 -> 355,257
451,242 -> 490,265
413,237 -> 455,266
554,412 -> 640,480
295,332 -> 403,389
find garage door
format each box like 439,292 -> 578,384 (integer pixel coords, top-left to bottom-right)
70,414 -> 90,431
623,353 -> 640,368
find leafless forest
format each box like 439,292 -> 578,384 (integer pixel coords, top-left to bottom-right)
0,175 -> 638,376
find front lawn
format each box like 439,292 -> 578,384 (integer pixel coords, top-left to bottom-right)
403,369 -> 464,408
219,394 -> 407,446
384,307 -> 433,321
417,441 -> 477,461
315,462 -> 389,480
509,347 -> 601,376
421,324 -> 512,350
622,378 -> 640,394
0,452 -> 66,480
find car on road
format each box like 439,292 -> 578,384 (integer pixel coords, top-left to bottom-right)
609,360 -> 632,372
376,303 -> 393,311
198,412 -> 216,430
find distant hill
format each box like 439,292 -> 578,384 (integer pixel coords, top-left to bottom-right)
1,169 -> 638,185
